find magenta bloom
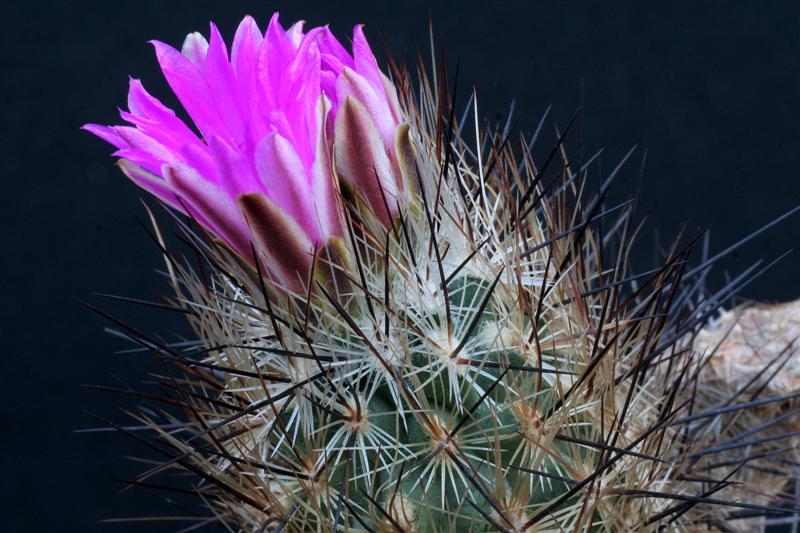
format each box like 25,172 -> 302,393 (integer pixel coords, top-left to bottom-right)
85,14 -> 406,289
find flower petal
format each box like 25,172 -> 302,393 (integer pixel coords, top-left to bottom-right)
287,20 -> 306,47
123,78 -> 202,152
237,192 -> 315,292
180,31 -> 209,68
380,71 -> 403,124
317,27 -> 354,100
333,96 -> 398,226
204,23 -> 247,144
150,39 -> 221,139
231,15 -> 263,75
231,16 -> 264,138
336,67 -> 396,149
82,123 -> 123,148
106,126 -> 178,175
179,143 -> 218,185
209,134 -> 260,196
164,163 -> 251,256
352,25 -> 382,89
255,132 -> 319,242
117,159 -> 181,211
260,13 -> 295,108
317,26 -> 354,73
284,38 -> 321,163
310,95 -> 343,239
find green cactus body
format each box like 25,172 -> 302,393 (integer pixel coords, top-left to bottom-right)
99,52 -> 798,533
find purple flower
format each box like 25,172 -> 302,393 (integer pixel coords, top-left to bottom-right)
85,14 -> 410,289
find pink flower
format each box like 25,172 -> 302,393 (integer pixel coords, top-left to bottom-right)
85,13 -> 411,289
85,14 -> 344,290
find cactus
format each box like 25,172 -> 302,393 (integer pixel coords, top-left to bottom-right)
85,14 -> 799,532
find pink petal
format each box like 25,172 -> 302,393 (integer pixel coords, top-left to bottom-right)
208,134 -> 260,196
380,72 -> 403,125
84,123 -> 163,174
180,32 -> 209,69
336,68 -> 396,149
114,126 -> 180,164
123,78 -> 202,153
285,38 -> 321,163
90,125 -> 172,176
317,26 -> 354,74
287,20 -> 306,48
352,25 -> 383,89
238,192 -> 316,293
82,123 -> 124,148
231,15 -> 263,71
204,23 -> 247,144
255,132 -> 319,242
351,26 -> 402,125
232,17 -> 271,143
164,163 -> 251,256
150,40 -> 221,140
320,70 -> 339,106
125,161 -> 226,248
310,96 -> 342,239
180,143 -> 218,186
117,159 -> 182,212
334,96 -> 398,226
260,13 -> 295,107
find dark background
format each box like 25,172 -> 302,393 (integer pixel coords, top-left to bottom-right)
3,1 -> 800,530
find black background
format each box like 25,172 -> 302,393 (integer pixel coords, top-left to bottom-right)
3,1 -> 800,530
